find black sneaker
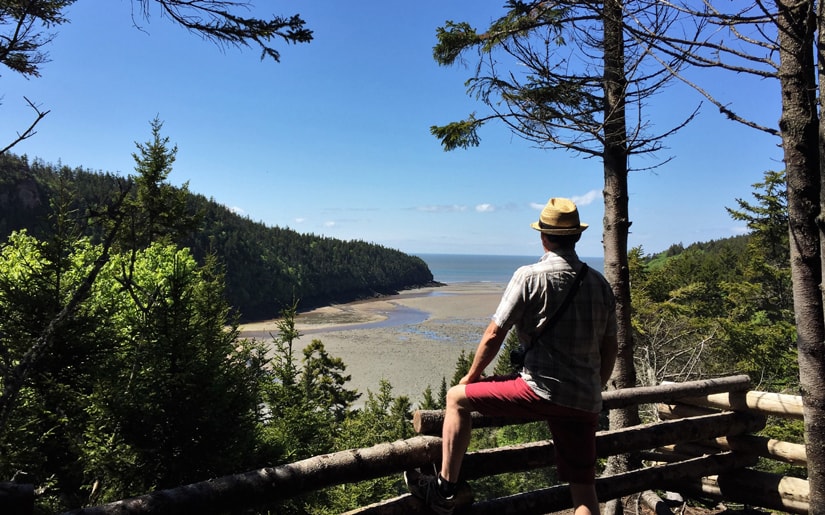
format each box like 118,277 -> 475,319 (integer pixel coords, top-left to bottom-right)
404,467 -> 456,515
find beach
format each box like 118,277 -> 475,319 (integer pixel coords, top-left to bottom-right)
238,282 -> 507,407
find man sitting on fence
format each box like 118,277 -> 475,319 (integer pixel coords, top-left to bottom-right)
405,197 -> 618,515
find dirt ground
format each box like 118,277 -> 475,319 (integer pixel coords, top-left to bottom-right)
239,283 -> 506,406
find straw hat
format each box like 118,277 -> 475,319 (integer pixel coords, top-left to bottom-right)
530,198 -> 589,235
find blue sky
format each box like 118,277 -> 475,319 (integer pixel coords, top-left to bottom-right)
2,1 -> 783,257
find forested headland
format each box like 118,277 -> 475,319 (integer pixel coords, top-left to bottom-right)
0,152 -> 436,321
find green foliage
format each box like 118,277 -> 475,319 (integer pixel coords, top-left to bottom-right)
0,1 -> 310,79
318,380 -> 412,513
126,117 -> 200,248
0,231 -> 116,496
438,377 -> 448,407
726,170 -> 792,324
419,376 -> 448,410
451,350 -> 475,386
338,380 -> 414,449
431,0 -> 660,159
630,170 -> 800,437
493,329 -> 522,376
430,116 -> 483,150
0,119 -> 431,512
433,21 -> 479,65
260,304 -> 359,464
88,245 -> 267,496
302,340 -> 360,422
727,170 -> 788,263
430,5 -> 581,153
0,0 -> 75,78
0,231 -> 270,510
418,384 -> 442,410
432,4 -> 565,65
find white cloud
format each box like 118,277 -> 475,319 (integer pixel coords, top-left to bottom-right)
572,190 -> 602,206
227,206 -> 245,215
417,205 -> 468,213
324,221 -> 337,227
475,203 -> 495,213
530,190 -> 602,210
294,217 -> 306,224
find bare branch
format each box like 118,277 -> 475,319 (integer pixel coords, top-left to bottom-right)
0,97 -> 50,155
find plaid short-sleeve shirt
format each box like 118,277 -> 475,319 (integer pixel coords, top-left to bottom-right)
491,249 -> 617,413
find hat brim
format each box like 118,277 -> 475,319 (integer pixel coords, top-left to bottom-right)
530,221 -> 588,235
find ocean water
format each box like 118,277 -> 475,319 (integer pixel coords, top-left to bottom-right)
416,253 -> 605,285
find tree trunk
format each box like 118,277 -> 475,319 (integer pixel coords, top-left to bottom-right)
601,1 -> 638,514
61,437 -> 443,515
777,0 -> 825,512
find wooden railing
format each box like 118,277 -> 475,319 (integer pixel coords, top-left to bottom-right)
1,374 -> 808,514
653,386 -> 807,514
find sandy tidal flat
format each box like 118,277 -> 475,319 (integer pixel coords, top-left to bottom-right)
238,283 -> 506,407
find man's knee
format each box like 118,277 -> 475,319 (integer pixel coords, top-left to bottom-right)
446,384 -> 472,412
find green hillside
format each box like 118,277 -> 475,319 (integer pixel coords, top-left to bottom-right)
0,153 -> 436,321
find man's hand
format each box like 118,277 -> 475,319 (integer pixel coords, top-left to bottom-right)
458,373 -> 480,385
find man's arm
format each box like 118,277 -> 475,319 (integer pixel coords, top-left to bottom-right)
460,320 -> 508,384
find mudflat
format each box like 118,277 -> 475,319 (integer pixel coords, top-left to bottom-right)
238,282 -> 506,407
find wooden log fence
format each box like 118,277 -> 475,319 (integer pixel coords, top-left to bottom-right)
678,390 -> 804,419
660,469 -> 810,515
348,452 -> 757,515
413,373 -> 753,434
652,382 -> 808,513
0,374 -> 809,515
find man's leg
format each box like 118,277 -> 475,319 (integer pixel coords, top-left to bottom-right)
440,384 -> 474,482
405,383 -> 475,515
569,483 -> 600,515
545,407 -> 600,515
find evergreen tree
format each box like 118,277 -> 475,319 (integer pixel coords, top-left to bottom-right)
726,170 -> 792,322
83,245 -> 267,502
0,232 -> 269,510
720,171 -> 797,391
127,117 -> 200,248
418,385 -> 441,410
431,4 -> 697,495
261,303 -> 359,464
493,330 -> 522,376
437,377 -> 448,408
325,380 -> 411,513
629,172 -> 798,393
451,350 -> 474,386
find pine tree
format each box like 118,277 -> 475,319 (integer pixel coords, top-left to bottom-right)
128,117 -> 200,248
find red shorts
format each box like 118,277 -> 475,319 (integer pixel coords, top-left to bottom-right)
464,374 -> 599,484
